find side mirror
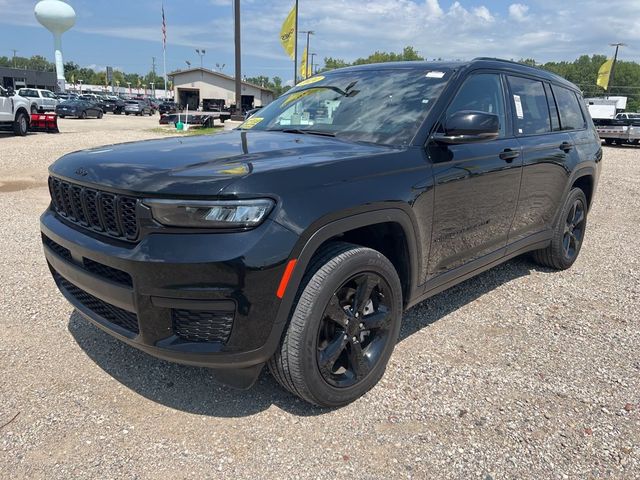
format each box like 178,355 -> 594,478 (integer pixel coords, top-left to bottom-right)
6,87 -> 15,97
433,110 -> 500,144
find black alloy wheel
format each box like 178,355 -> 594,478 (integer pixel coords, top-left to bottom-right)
317,272 -> 394,388
268,242 -> 402,407
533,188 -> 588,270
562,198 -> 586,261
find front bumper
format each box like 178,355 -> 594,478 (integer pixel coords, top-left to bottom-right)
41,209 -> 299,384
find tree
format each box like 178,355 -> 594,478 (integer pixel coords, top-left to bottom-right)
321,46 -> 424,72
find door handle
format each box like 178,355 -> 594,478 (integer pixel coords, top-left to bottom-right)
499,148 -> 520,162
560,141 -> 574,152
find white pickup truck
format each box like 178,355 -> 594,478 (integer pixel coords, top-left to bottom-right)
0,86 -> 30,136
17,88 -> 59,114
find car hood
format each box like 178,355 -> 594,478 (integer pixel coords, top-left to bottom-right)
48,130 -> 392,196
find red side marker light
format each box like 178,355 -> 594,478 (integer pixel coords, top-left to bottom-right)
276,259 -> 297,299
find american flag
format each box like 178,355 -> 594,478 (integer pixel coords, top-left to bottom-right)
162,5 -> 167,50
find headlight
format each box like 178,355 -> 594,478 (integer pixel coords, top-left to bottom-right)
144,198 -> 275,228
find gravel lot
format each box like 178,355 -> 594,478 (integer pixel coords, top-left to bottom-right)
0,117 -> 638,479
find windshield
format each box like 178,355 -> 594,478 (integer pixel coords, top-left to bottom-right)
240,68 -> 451,145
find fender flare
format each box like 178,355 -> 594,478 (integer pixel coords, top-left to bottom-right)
272,207 -> 421,330
551,164 -> 596,227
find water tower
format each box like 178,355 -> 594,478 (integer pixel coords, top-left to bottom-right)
34,0 -> 76,92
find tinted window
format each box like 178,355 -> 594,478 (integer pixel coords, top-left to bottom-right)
553,86 -> 585,130
446,73 -> 506,137
507,76 -> 551,135
244,69 -> 451,146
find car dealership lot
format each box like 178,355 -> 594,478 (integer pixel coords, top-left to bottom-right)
0,119 -> 638,478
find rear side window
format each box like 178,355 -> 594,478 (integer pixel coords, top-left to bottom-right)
552,86 -> 586,131
507,76 -> 551,135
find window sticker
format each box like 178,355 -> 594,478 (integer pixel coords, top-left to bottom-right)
240,117 -> 264,129
296,75 -> 325,87
513,94 -> 524,119
425,71 -> 446,79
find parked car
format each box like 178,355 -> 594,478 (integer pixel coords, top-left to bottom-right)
147,97 -> 161,111
159,101 -> 178,115
55,99 -> 103,119
56,92 -> 78,101
0,86 -> 30,135
40,58 -> 601,407
125,100 -> 153,116
101,95 -> 126,115
17,87 -> 59,113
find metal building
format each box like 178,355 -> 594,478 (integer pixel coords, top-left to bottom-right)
169,67 -> 274,112
0,66 -> 57,91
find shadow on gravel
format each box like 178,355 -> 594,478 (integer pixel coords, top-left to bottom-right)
68,255 -> 552,417
398,256 -> 552,342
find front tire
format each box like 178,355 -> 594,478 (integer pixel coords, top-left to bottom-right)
80,111 -> 87,119
533,188 -> 588,270
13,112 -> 29,136
268,242 -> 402,407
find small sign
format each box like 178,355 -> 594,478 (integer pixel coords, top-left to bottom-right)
425,71 -> 445,79
513,94 -> 524,119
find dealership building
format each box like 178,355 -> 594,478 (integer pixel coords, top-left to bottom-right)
169,67 -> 274,111
1,66 -> 57,91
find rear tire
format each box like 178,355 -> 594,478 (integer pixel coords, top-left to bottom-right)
268,242 -> 403,407
604,138 -> 614,145
533,188 -> 588,270
30,105 -> 38,114
13,112 -> 29,136
97,111 -> 103,119
80,111 -> 87,119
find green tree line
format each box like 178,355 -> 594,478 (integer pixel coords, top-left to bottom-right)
3,51 -> 639,109
321,48 -> 640,111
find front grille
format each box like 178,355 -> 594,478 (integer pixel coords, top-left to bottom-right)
83,258 -> 133,287
42,234 -> 72,262
172,309 -> 233,343
48,176 -> 140,241
53,270 -> 139,335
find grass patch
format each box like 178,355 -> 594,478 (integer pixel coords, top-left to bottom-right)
147,126 -> 224,136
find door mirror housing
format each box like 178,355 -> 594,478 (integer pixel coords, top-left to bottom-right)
433,110 -> 500,144
5,87 -> 15,97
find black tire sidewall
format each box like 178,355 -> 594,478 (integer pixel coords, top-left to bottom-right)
293,249 -> 402,407
14,113 -> 28,136
551,188 -> 588,269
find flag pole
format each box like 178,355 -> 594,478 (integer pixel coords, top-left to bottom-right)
162,2 -> 168,99
293,0 -> 299,85
608,42 -> 625,95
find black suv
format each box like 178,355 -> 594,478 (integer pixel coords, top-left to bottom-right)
41,59 -> 601,407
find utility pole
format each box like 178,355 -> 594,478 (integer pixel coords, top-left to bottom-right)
233,0 -> 242,119
608,42 -> 626,94
151,56 -> 157,97
299,31 -> 314,79
11,49 -> 18,68
310,53 -> 316,77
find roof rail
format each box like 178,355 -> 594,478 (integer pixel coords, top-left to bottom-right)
472,57 -> 538,67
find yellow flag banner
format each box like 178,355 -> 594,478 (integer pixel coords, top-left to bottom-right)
280,3 -> 296,60
597,59 -> 613,90
300,47 -> 309,80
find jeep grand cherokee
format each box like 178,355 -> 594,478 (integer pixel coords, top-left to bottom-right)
41,58 -> 601,407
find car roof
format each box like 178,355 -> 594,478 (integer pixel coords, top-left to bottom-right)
329,57 -> 580,92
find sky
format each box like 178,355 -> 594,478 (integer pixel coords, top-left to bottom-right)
0,0 -> 639,85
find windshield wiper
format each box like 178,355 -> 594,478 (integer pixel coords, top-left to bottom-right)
271,128 -> 336,137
